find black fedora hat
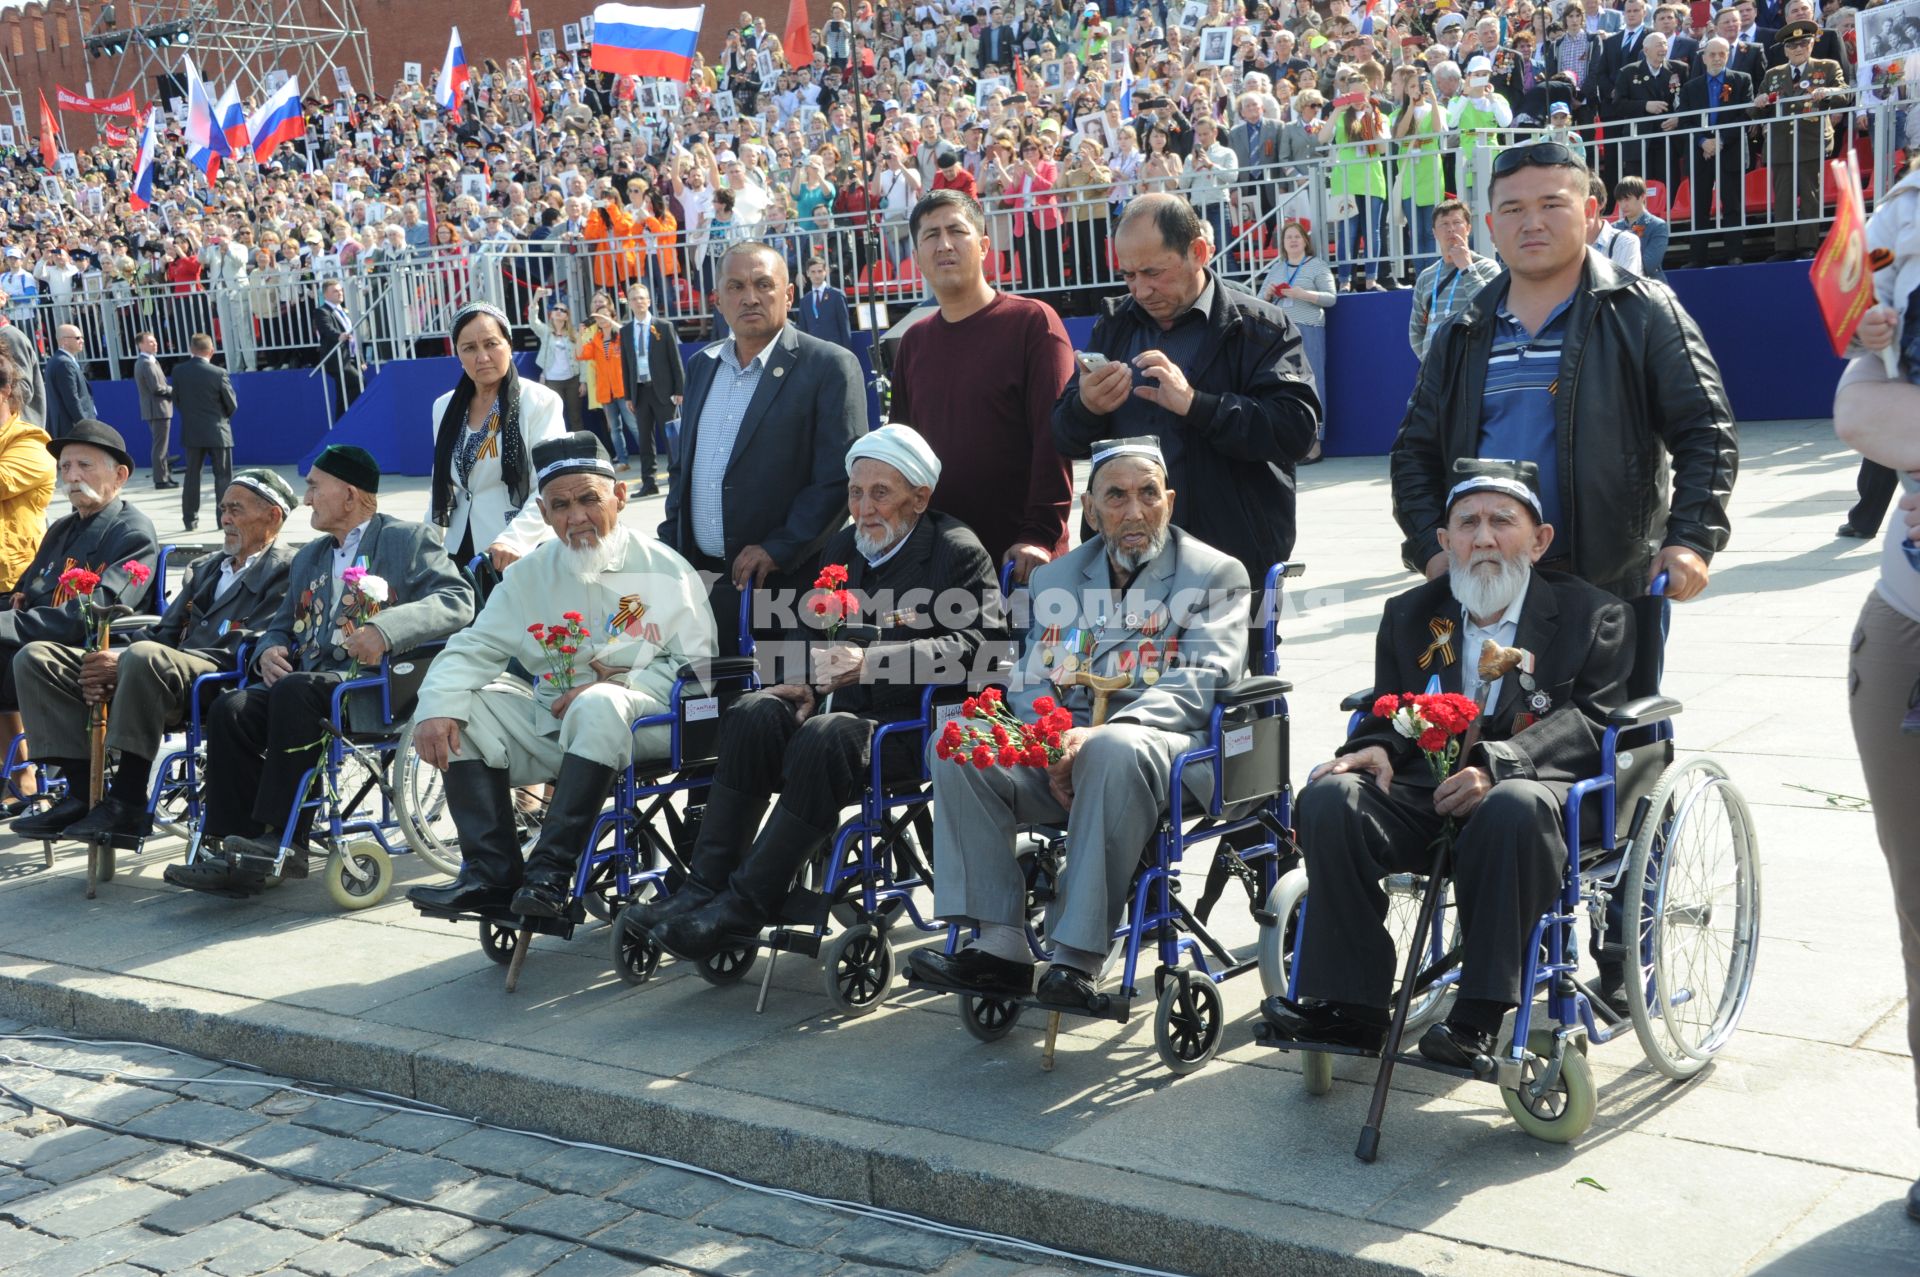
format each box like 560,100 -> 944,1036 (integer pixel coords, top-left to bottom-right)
49,420 -> 134,470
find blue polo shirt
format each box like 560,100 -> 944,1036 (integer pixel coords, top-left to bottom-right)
1478,290 -> 1573,533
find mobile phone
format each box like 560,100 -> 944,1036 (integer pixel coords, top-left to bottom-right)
1078,352 -> 1111,371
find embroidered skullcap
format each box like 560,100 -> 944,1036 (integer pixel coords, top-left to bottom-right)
533,433 -> 617,488
229,467 -> 295,513
1088,436 -> 1166,481
1446,458 -> 1544,522
845,423 -> 941,490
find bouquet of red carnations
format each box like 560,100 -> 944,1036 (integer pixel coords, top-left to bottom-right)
61,560 -> 152,651
528,611 -> 590,691
808,563 -> 857,638
935,688 -> 1076,770
1371,690 -> 1481,785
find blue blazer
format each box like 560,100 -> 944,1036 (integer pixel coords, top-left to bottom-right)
1613,212 -> 1669,282
42,349 -> 96,440
794,285 -> 854,350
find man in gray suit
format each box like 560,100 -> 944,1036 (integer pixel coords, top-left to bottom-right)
166,446 -> 475,896
133,332 -> 176,489
0,317 -> 44,429
171,333 -> 237,532
660,242 -> 865,657
13,469 -> 297,844
912,438 -> 1251,1007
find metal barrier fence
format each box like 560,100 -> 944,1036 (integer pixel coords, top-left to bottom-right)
0,97 -> 1897,383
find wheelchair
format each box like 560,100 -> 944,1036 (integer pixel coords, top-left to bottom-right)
907,562 -> 1303,1075
1251,576 -> 1763,1158
412,591 -> 759,992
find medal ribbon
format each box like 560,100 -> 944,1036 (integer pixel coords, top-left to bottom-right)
1417,617 -> 1455,671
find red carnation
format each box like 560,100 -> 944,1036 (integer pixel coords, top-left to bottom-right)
563,611 -> 583,622
1417,726 -> 1449,753
123,560 -> 152,586
1032,695 -> 1057,715
528,623 -> 546,636
971,744 -> 993,770
811,598 -> 830,616
560,645 -> 577,655
998,745 -> 1021,766
991,723 -> 1009,747
814,563 -> 849,590
1372,694 -> 1400,719
962,696 -> 979,717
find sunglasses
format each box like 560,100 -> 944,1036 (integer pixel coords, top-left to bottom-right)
1491,139 -> 1585,178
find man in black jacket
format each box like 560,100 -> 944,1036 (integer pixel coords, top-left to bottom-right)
1053,193 -> 1321,591
171,334 -> 239,533
1389,143 -> 1736,602
1262,462 -> 1634,1064
314,280 -> 364,419
619,281 -> 685,496
42,325 -> 96,440
633,425 -> 1003,962
12,470 -> 296,843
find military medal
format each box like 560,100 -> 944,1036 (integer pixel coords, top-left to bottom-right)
218,619 -> 231,637
1138,640 -> 1160,685
1040,624 -> 1062,666
1140,608 -> 1165,638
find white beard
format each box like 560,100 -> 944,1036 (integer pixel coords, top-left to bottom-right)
854,513 -> 916,561
1108,524 -> 1171,574
1450,552 -> 1532,622
558,535 -> 617,578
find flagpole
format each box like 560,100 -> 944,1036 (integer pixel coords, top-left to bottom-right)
847,20 -> 875,332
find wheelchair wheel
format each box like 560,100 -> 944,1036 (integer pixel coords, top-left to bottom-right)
822,923 -> 894,1016
1500,1028 -> 1597,1143
960,995 -> 1023,1042
1153,977 -> 1226,1075
150,751 -> 201,839
324,842 -> 391,911
1624,756 -> 1762,1081
391,723 -> 461,876
1301,1051 -> 1334,1096
696,943 -> 757,986
479,920 -> 520,966
609,907 -> 661,986
1257,868 -> 1455,1037
583,821 -> 670,924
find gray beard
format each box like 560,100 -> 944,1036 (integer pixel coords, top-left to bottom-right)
558,536 -> 617,578
1107,524 -> 1171,575
1450,553 -> 1532,622
854,514 -> 916,561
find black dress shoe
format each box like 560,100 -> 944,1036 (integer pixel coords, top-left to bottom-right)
1837,522 -> 1875,539
620,882 -> 712,933
62,796 -> 153,844
1595,961 -> 1632,1019
182,521 -> 197,533
162,859 -> 264,897
407,876 -> 518,914
1036,964 -> 1101,1011
1766,251 -> 1796,263
909,946 -> 1036,996
509,876 -> 572,919
1258,995 -> 1387,1050
638,481 -> 660,496
11,792 -> 89,840
653,893 -> 763,963
1417,1021 -> 1499,1069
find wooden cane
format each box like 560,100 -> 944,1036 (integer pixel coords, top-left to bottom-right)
1041,670 -> 1135,1072
83,606 -> 132,897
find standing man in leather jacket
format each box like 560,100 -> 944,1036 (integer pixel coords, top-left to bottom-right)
1389,142 -> 1737,602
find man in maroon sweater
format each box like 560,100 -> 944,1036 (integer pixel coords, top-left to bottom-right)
889,190 -> 1075,583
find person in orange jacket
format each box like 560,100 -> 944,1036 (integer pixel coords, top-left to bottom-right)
583,179 -> 639,293
577,296 -> 646,470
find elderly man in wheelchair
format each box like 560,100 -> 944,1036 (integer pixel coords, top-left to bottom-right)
406,434 -> 717,921
1261,460 -> 1635,1068
910,436 -> 1251,1009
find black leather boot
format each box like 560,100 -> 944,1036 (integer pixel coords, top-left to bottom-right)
724,803 -> 837,922
510,755 -> 618,919
625,784 -> 772,932
408,762 -> 525,914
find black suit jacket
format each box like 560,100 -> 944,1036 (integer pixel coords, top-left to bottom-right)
314,301 -> 361,370
659,323 -> 865,579
135,540 -> 296,664
619,316 -> 687,409
1339,570 -> 1634,795
794,286 -> 854,350
1688,41 -> 1766,82
1676,67 -> 1756,139
0,499 -> 159,648
41,350 -> 95,440
1606,56 -> 1691,131
170,357 -> 238,449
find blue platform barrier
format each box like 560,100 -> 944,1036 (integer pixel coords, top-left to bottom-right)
71,260 -> 1841,475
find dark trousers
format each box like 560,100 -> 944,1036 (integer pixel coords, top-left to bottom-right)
1295,771 -> 1567,1009
691,691 -> 876,914
1688,138 -> 1748,260
146,417 -> 173,484
182,446 -> 233,527
1848,459 -> 1900,536
630,391 -> 667,476
333,362 -> 364,419
203,673 -> 342,843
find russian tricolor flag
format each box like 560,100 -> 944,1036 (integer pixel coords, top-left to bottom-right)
590,4 -> 705,83
436,27 -> 470,121
183,58 -> 231,182
216,82 -> 248,155
247,76 -> 306,163
129,108 -> 159,211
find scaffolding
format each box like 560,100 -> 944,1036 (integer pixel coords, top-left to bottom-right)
82,0 -> 372,104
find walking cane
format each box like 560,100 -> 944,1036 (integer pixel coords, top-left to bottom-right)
83,604 -> 134,899
1041,669 -> 1133,1073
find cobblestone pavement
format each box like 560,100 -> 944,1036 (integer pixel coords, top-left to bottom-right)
0,1026 -> 1109,1277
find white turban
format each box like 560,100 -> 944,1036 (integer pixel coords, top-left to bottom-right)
845,423 -> 942,491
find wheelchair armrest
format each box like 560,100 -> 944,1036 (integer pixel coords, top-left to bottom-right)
1607,695 -> 1682,728
1220,675 -> 1292,707
1339,687 -> 1378,713
116,615 -> 163,631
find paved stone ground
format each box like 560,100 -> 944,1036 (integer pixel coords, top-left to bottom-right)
0,422 -> 1911,1276
0,1026 -> 1103,1277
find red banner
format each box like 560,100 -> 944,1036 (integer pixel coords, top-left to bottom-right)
55,86 -> 138,116
1810,154 -> 1875,357
101,119 -> 134,146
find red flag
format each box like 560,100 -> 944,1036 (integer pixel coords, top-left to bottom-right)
1810,153 -> 1875,357
527,61 -> 546,124
426,183 -> 442,250
1014,58 -> 1025,95
784,0 -> 813,67
37,90 -> 59,170
508,0 -> 522,17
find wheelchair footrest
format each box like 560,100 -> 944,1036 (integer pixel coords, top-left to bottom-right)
1247,1021 -> 1507,1084
412,904 -> 580,941
766,929 -> 823,959
229,847 -> 309,879
902,971 -> 1133,1025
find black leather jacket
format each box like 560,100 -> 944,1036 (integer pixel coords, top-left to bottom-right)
1390,249 -> 1738,597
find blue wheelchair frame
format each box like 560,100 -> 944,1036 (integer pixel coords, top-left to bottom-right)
914,563 -> 1303,1074
1259,576 -> 1688,1160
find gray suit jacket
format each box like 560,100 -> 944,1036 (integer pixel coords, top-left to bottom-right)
256,513 -> 474,678
135,354 -> 174,423
659,322 -> 864,579
0,324 -> 44,428
1009,527 -> 1250,749
137,541 -> 296,665
170,356 -> 237,449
